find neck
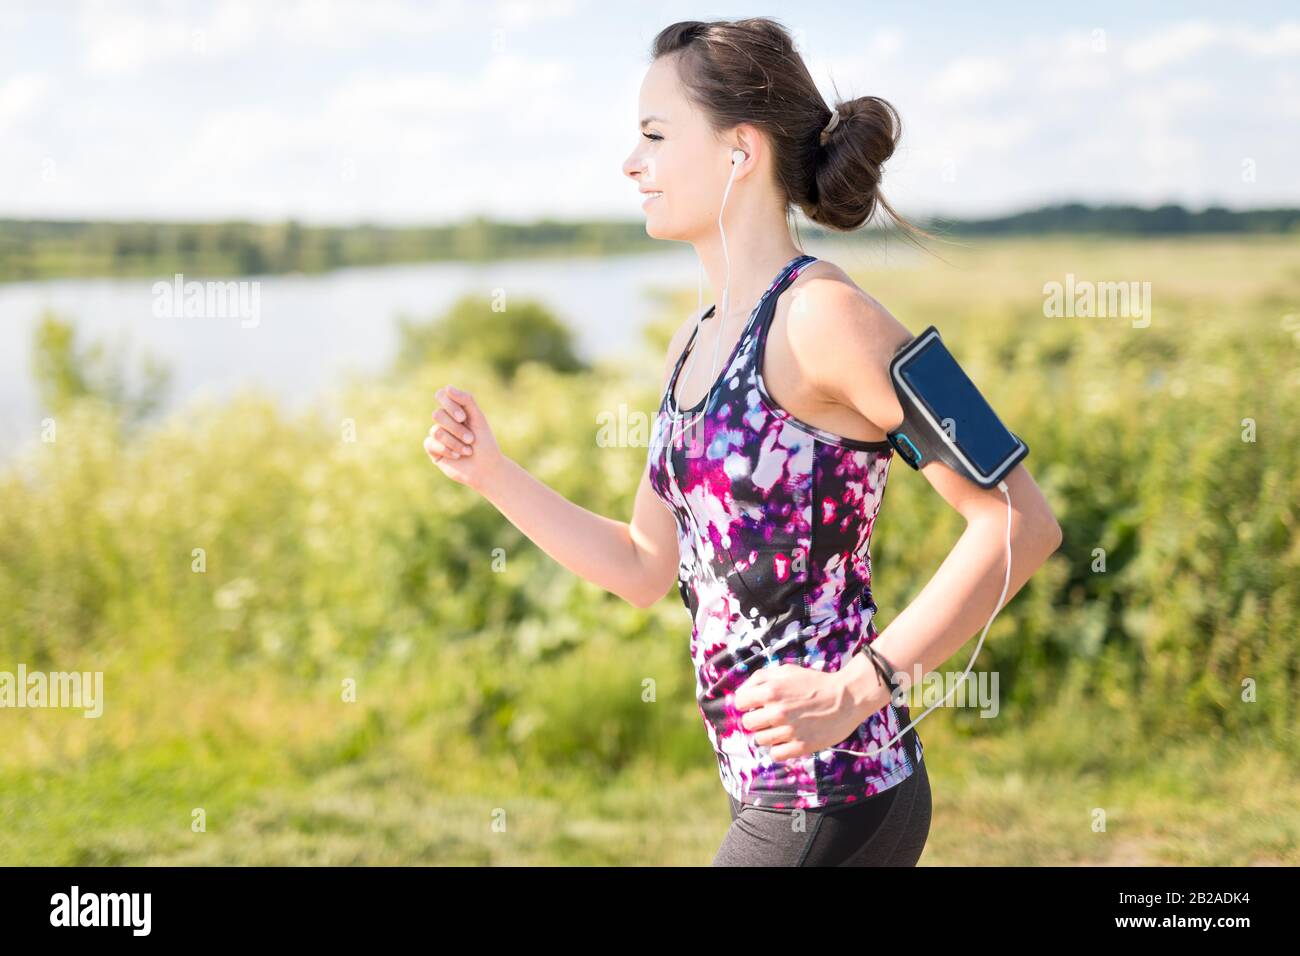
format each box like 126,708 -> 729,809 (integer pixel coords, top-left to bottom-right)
689,205 -> 802,326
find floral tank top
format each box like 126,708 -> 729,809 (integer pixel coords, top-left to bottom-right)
646,253 -> 922,810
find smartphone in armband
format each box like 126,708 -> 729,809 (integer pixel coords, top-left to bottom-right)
885,325 -> 1028,489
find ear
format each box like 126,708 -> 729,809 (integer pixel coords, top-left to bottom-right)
730,123 -> 763,172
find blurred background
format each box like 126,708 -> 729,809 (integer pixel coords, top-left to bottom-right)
0,0 -> 1296,865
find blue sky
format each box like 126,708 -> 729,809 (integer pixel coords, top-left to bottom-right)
1,0 -> 1296,224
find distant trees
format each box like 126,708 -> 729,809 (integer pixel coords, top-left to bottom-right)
927,203 -> 1300,236
0,204 -> 1296,282
0,217 -> 654,281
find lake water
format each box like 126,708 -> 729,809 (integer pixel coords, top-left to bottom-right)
0,238 -> 899,460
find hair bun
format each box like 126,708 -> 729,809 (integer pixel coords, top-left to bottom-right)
808,95 -> 903,231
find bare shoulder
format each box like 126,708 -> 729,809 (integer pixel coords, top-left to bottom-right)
781,259 -> 916,429
786,260 -> 913,360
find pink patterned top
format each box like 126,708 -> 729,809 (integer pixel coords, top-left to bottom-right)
647,253 -> 922,809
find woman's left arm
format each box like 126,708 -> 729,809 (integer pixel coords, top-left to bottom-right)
735,275 -> 1063,759
793,277 -> 1064,720
838,460 -> 1062,721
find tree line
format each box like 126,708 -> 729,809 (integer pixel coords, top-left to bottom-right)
1,203 -> 1295,281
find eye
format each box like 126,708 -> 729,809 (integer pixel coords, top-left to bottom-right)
642,131 -> 663,141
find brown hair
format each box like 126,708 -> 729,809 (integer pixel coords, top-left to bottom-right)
650,17 -> 931,244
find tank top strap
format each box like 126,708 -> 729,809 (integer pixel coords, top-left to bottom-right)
746,253 -> 819,367
662,304 -> 716,411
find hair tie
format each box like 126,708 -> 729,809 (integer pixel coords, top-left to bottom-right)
818,106 -> 841,146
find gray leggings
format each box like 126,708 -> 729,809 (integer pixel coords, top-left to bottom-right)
712,758 -> 932,866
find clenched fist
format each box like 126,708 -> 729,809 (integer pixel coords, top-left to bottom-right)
423,385 -> 505,490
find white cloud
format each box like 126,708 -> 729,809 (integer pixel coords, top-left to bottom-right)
873,29 -> 904,59
74,0 -> 467,74
1033,30 -> 1113,92
928,56 -> 1012,104
1123,20 -> 1218,73
493,0 -> 584,29
918,112 -> 1035,163
1230,20 -> 1300,57
1124,19 -> 1300,73
1123,77 -> 1216,118
0,73 -> 50,131
1117,77 -> 1218,198
122,51 -> 585,222
803,27 -> 905,103
78,7 -> 204,75
1275,68 -> 1300,118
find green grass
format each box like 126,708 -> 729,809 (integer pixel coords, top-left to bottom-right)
4,659 -> 1293,864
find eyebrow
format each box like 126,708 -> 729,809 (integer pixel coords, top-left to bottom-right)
640,115 -> 669,128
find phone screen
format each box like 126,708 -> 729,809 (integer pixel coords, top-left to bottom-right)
899,337 -> 1022,478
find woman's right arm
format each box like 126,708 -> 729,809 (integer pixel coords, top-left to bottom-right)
422,318 -> 698,609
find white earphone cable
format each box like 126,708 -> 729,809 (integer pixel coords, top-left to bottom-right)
827,478 -> 1014,760
677,149 -> 743,422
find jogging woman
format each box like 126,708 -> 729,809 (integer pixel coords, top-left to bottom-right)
422,17 -> 1063,866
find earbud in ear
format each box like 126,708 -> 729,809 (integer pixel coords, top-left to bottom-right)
731,149 -> 746,164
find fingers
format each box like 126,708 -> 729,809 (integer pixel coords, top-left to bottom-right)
740,703 -> 782,733
752,726 -> 793,749
434,385 -> 470,424
434,408 -> 474,446
423,432 -> 452,460
732,670 -> 772,711
768,742 -> 806,762
426,385 -> 478,463
427,421 -> 471,457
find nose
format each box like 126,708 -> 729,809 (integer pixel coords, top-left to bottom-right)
622,150 -> 644,183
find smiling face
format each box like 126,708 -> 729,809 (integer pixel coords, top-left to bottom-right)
623,54 -> 731,242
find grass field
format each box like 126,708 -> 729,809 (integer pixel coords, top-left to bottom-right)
3,660 -> 1291,865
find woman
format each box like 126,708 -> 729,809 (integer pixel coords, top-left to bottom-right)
422,17 -> 1063,866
